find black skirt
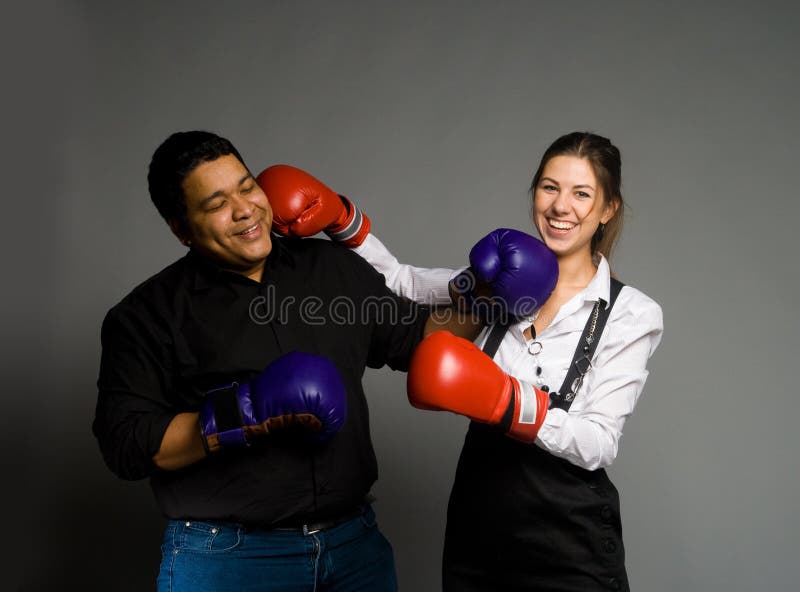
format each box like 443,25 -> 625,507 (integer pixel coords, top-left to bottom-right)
443,422 -> 629,592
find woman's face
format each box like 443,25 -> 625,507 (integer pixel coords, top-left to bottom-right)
532,155 -> 617,261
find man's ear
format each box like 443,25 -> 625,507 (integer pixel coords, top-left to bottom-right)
168,219 -> 191,247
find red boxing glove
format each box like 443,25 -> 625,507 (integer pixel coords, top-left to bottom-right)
407,331 -> 549,443
256,164 -> 371,247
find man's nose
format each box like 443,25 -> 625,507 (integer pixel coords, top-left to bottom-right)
231,194 -> 255,219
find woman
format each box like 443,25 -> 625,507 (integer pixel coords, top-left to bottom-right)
262,131 -> 663,591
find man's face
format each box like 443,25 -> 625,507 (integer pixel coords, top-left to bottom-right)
178,154 -> 273,280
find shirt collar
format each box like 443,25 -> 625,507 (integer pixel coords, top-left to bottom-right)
511,254 -> 613,338
584,254 -> 612,309
189,233 -> 295,291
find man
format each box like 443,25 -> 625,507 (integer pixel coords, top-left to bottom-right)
93,131 -> 551,591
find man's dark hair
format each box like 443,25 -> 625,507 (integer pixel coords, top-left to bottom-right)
147,131 -> 246,233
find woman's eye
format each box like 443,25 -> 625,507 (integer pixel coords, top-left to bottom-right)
241,184 -> 254,194
576,191 -> 590,198
542,184 -> 557,192
208,200 -> 226,211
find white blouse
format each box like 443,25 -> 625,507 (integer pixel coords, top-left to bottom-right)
353,233 -> 664,471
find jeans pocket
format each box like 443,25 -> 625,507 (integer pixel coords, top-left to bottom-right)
174,520 -> 243,553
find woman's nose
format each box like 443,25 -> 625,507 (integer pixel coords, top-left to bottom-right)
550,190 -> 570,214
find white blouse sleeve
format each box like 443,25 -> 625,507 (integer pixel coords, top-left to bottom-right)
351,233 -> 459,305
535,287 -> 664,470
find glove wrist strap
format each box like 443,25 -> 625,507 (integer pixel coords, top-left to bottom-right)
200,383 -> 248,452
326,195 -> 371,247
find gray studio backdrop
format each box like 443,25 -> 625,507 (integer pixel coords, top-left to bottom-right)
6,1 -> 799,590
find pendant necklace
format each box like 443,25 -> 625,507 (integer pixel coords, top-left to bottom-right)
526,320 -> 550,391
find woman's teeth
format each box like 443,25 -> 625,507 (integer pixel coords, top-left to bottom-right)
549,219 -> 575,230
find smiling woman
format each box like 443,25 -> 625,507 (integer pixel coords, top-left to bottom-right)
530,132 -> 625,268
289,131 -> 663,592
534,156 -> 617,258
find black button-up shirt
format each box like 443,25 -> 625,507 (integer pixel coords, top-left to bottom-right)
93,236 -> 428,526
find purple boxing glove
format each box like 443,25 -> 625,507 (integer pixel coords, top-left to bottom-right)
451,228 -> 558,320
200,351 -> 347,453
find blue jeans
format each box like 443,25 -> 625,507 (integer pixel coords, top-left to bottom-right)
157,506 -> 397,592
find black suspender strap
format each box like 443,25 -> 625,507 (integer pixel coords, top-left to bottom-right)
549,278 -> 624,412
480,278 -> 625,412
480,318 -> 512,360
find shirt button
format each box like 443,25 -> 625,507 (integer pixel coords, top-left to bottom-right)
608,577 -> 620,590
211,528 -> 218,534
185,521 -> 191,527
600,505 -> 612,522
602,538 -> 617,553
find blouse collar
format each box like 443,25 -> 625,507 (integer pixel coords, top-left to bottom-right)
513,254 -> 613,338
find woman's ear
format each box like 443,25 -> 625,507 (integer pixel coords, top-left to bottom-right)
601,197 -> 620,224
